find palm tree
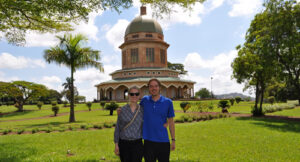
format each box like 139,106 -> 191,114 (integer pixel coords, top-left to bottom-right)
44,34 -> 104,122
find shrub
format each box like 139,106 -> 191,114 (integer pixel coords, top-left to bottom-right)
268,96 -> 275,105
235,96 -> 242,104
52,105 -> 59,116
17,129 -> 25,134
175,118 -> 185,123
86,102 -> 92,111
31,128 -> 39,134
80,124 -> 89,130
104,122 -> 113,128
218,100 -> 230,113
180,102 -> 191,113
229,98 -> 235,106
37,101 -> 43,110
251,106 -> 264,116
100,101 -> 106,109
68,125 -> 76,131
45,127 -> 52,133
2,129 -> 10,135
105,102 -> 119,115
93,124 -> 103,129
193,102 -> 209,113
51,101 -> 57,106
187,117 -> 193,122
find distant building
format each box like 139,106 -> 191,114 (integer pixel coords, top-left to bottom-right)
95,6 -> 195,101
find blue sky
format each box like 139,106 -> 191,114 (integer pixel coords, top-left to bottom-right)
0,0 -> 272,101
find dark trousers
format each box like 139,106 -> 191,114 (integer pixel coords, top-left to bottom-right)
144,140 -> 170,162
119,138 -> 143,162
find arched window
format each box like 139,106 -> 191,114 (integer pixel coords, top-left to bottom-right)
131,48 -> 139,63
146,48 -> 154,63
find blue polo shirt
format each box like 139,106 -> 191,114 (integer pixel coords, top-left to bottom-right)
140,95 -> 175,142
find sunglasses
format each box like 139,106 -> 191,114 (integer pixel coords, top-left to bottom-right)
129,93 -> 140,96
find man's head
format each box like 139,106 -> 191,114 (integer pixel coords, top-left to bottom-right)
148,78 -> 161,96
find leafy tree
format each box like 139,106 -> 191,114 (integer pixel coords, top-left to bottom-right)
37,101 -> 43,110
195,88 -> 210,99
44,34 -> 103,122
167,62 -> 187,75
235,96 -> 242,104
105,102 -> 119,116
268,96 -> 275,105
229,98 -> 235,106
75,96 -> 86,103
0,81 -> 48,112
86,102 -> 92,111
262,0 -> 300,104
52,105 -> 59,116
218,100 -> 230,113
39,89 -> 62,104
1,0 -> 205,45
100,101 -> 106,109
180,102 -> 190,113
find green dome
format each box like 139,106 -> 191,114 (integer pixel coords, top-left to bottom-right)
125,16 -> 163,36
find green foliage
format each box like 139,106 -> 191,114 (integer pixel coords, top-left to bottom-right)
51,101 -> 57,106
180,102 -> 190,113
235,97 -> 242,104
251,106 -> 264,116
218,100 -> 230,113
86,102 -> 92,111
63,101 -> 68,107
195,88 -> 211,99
52,106 -> 59,116
36,101 -> 43,110
105,102 -> 119,115
167,62 -> 187,75
229,98 -> 235,106
32,128 -> 39,134
263,103 -> 297,113
17,129 -> 25,134
44,33 -> 104,122
267,96 -> 275,105
100,101 -> 106,109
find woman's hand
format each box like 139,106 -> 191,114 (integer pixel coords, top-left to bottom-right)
163,122 -> 168,128
114,144 -> 120,156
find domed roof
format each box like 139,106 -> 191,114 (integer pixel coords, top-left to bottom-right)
125,16 -> 163,36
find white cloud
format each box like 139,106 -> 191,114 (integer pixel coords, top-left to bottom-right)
205,0 -> 225,12
74,65 -> 120,101
31,75 -> 62,90
0,71 -> 19,82
0,52 -> 46,69
101,24 -> 111,32
105,19 -> 130,51
228,0 -> 263,17
25,11 -> 103,47
183,50 -> 248,95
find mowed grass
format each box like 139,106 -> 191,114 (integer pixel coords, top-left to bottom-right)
1,117 -> 300,161
267,107 -> 300,117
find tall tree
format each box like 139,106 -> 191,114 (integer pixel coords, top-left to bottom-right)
44,33 -> 103,122
263,0 -> 300,103
167,62 -> 187,75
0,81 -> 48,111
0,0 -> 205,45
195,88 -> 211,99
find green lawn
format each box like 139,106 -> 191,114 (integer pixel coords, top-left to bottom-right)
267,107 -> 300,117
1,117 -> 300,161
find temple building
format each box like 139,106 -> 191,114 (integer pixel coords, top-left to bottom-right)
95,7 -> 195,101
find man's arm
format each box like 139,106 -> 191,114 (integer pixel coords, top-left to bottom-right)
168,117 -> 175,151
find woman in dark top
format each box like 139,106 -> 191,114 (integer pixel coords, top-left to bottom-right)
114,86 -> 143,162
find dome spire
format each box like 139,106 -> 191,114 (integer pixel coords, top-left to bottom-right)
140,6 -> 146,16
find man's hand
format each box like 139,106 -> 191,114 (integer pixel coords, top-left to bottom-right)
114,144 -> 120,156
117,107 -> 121,115
171,141 -> 176,151
163,122 -> 168,128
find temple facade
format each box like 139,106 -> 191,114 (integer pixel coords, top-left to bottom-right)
95,7 -> 195,101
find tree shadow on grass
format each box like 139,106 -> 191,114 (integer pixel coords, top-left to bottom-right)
0,142 -> 38,161
0,110 -> 35,119
23,121 -> 84,128
236,116 -> 300,133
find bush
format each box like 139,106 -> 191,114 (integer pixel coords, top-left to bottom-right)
52,106 -> 59,116
218,100 -> 230,113
192,102 -> 209,113
235,96 -> 242,104
45,127 -> 52,133
17,129 -> 25,134
175,118 -> 185,123
51,101 -> 57,106
180,102 -> 191,113
268,96 -> 275,105
104,122 -> 113,128
86,102 -> 92,111
93,124 -> 103,129
105,102 -> 119,115
68,125 -> 76,131
100,101 -> 106,109
251,106 -> 264,116
32,128 -> 39,134
37,101 -> 43,110
229,98 -> 235,106
63,101 -> 68,107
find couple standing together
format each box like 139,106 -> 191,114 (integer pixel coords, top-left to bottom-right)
114,78 -> 176,162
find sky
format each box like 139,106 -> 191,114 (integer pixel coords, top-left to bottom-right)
0,0 -> 274,101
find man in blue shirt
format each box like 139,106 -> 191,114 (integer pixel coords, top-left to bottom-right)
140,78 -> 175,162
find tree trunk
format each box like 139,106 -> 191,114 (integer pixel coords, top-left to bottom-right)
110,108 -> 113,116
254,81 -> 259,110
17,101 -> 23,112
69,65 -> 75,122
259,84 -> 265,116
